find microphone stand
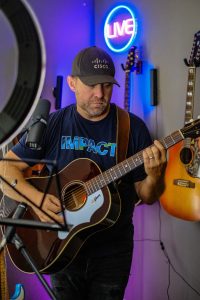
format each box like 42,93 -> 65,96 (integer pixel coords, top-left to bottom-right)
1,203 -> 57,300
0,158 -> 68,300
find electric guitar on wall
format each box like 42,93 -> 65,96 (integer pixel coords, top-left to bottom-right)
121,46 -> 142,112
160,30 -> 200,221
4,120 -> 200,274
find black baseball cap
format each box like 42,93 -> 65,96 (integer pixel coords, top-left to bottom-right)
71,46 -> 120,87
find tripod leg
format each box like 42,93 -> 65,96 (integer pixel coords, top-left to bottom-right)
12,233 -> 57,300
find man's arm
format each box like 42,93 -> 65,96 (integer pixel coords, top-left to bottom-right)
0,150 -> 63,223
134,140 -> 167,204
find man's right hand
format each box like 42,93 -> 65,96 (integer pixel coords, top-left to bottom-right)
31,192 -> 64,224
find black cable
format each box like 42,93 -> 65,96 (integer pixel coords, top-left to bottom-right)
158,202 -> 200,298
134,202 -> 200,299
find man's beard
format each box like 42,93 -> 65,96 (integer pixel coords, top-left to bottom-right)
82,100 -> 109,117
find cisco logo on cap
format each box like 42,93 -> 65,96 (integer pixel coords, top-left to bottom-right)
104,5 -> 137,53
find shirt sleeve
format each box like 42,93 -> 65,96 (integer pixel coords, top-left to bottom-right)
11,132 -> 45,166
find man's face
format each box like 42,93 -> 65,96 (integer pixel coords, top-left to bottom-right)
68,76 -> 113,120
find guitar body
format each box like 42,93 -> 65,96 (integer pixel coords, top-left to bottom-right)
160,141 -> 200,220
6,158 -> 121,274
160,31 -> 200,221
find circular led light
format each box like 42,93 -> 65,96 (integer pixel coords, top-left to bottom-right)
104,5 -> 137,53
0,0 -> 46,148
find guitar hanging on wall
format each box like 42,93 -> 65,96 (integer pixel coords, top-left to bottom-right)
160,30 -> 200,221
121,46 -> 142,112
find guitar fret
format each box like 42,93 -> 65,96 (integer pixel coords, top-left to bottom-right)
123,47 -> 136,112
94,176 -> 100,190
84,182 -> 91,194
126,154 -> 142,170
121,161 -> 131,173
108,168 -> 118,181
116,166 -> 123,177
104,170 -> 112,184
184,66 -> 196,127
98,175 -> 107,187
87,181 -> 95,194
186,111 -> 193,115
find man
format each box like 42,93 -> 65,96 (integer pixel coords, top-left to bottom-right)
0,46 -> 167,299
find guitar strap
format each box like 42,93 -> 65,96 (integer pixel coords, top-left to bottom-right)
116,106 -> 130,164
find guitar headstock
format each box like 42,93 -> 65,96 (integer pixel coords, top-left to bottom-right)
121,46 -> 141,73
185,31 -> 200,67
181,119 -> 200,139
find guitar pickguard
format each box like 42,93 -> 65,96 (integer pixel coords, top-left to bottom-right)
58,189 -> 104,239
186,142 -> 200,178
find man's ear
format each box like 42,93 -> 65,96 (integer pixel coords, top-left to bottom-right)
67,76 -> 76,92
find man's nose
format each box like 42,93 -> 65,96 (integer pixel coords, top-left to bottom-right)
93,84 -> 104,98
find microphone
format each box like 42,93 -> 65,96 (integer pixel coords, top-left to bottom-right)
25,99 -> 51,150
0,203 -> 27,251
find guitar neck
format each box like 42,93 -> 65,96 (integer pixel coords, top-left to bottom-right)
86,129 -> 184,194
124,70 -> 131,112
184,66 -> 196,124
0,249 -> 9,300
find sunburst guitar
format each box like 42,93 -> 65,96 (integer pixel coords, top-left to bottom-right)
160,30 -> 200,220
4,120 -> 200,274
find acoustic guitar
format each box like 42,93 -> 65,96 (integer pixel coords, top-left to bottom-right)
160,31 -> 200,221
4,120 -> 200,275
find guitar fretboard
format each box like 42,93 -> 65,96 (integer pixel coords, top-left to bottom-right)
185,66 -> 196,124
124,70 -> 131,112
85,130 -> 183,194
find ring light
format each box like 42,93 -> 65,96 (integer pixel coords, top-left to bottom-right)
0,0 -> 46,148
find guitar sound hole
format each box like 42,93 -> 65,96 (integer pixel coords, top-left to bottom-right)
180,147 -> 193,164
62,183 -> 87,211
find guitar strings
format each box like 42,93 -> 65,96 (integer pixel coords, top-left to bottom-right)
61,186 -> 88,209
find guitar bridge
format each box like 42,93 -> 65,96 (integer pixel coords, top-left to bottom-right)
173,179 -> 195,188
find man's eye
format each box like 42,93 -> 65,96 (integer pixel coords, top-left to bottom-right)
104,83 -> 112,87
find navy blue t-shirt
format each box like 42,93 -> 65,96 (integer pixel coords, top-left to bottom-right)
12,103 -> 152,256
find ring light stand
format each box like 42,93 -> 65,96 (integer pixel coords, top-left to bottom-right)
0,1 -> 64,299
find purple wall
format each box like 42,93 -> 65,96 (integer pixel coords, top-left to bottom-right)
6,0 -> 95,299
27,0 -> 95,111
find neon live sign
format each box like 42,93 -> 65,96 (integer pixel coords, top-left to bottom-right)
104,5 -> 137,53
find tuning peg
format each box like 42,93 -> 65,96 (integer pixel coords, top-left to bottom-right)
184,58 -> 190,66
